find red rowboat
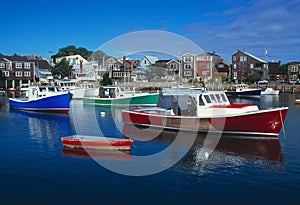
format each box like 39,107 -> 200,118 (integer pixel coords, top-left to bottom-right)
61,135 -> 134,150
122,89 -> 288,137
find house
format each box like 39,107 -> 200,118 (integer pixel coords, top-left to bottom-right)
131,67 -> 148,82
268,61 -> 287,82
32,59 -> 52,84
195,52 -> 222,82
166,59 -> 181,81
215,60 -> 231,81
181,53 -> 195,80
287,62 -> 300,84
140,55 -> 159,68
0,54 -> 35,89
231,49 -> 268,83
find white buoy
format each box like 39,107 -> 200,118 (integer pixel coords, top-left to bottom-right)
204,152 -> 209,159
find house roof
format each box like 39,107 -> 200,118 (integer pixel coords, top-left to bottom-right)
238,50 -> 266,63
143,55 -> 159,64
0,54 -> 5,61
34,60 -> 50,69
4,55 -> 30,62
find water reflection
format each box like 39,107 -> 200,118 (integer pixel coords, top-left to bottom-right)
9,109 -> 73,148
122,124 -> 284,166
62,148 -> 133,160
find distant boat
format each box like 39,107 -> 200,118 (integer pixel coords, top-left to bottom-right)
61,135 -> 134,150
9,86 -> 72,113
58,79 -> 98,99
225,84 -> 262,98
295,99 -> 300,104
83,86 -> 159,106
261,87 -> 279,95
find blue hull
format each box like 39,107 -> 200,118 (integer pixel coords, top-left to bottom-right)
225,89 -> 262,98
9,92 -> 71,113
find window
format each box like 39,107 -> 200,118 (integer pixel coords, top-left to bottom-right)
220,94 -> 227,102
0,63 -> 5,68
16,63 -> 22,69
184,56 -> 192,62
2,71 -> 9,77
250,64 -> 254,69
16,71 -> 22,77
170,64 -> 177,69
199,95 -> 205,106
240,56 -> 247,62
185,64 -> 192,70
233,64 -> 237,69
24,71 -> 31,77
184,71 -> 192,76
24,63 -> 31,69
218,64 -> 224,68
203,95 -> 211,103
233,56 -> 236,61
209,94 -> 217,103
291,66 -> 298,72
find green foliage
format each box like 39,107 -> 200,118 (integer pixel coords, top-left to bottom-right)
100,72 -> 112,86
51,58 -> 73,79
247,73 -> 261,83
52,45 -> 92,59
279,63 -> 289,75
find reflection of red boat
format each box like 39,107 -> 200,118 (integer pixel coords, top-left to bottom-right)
122,90 -> 288,137
122,124 -> 283,162
61,135 -> 134,150
62,148 -> 133,160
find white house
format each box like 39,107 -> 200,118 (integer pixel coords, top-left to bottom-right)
140,55 -> 159,69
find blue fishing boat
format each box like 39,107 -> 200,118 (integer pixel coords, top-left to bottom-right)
9,86 -> 72,113
225,84 -> 262,98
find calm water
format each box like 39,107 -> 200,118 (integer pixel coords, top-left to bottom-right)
0,93 -> 300,205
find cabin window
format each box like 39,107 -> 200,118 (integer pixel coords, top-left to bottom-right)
215,94 -> 221,102
199,95 -> 205,106
209,94 -> 217,103
220,94 -> 227,102
203,95 -> 211,103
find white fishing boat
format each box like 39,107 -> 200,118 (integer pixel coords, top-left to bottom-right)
261,87 -> 279,95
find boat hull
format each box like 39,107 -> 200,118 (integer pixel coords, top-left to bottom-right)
9,92 -> 71,113
61,135 -> 134,150
225,89 -> 262,98
122,107 -> 288,137
83,93 -> 159,106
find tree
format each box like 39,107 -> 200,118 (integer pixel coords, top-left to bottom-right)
52,45 -> 92,59
247,73 -> 261,83
51,58 -> 73,79
100,72 -> 112,86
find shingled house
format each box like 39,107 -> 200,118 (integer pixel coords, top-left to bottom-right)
231,49 -> 268,83
0,54 -> 35,89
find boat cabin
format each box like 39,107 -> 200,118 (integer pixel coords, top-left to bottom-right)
98,86 -> 139,98
28,86 -> 64,100
156,89 -> 258,117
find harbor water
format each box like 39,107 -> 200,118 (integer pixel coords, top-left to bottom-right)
0,93 -> 300,204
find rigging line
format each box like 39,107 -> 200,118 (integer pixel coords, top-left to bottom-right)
279,109 -> 286,140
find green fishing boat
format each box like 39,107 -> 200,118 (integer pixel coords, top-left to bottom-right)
83,86 -> 159,107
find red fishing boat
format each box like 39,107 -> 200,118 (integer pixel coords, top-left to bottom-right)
61,135 -> 134,150
122,89 -> 288,137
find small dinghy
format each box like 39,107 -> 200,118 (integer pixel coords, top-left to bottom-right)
61,135 -> 134,151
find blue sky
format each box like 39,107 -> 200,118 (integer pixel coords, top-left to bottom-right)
0,0 -> 299,63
